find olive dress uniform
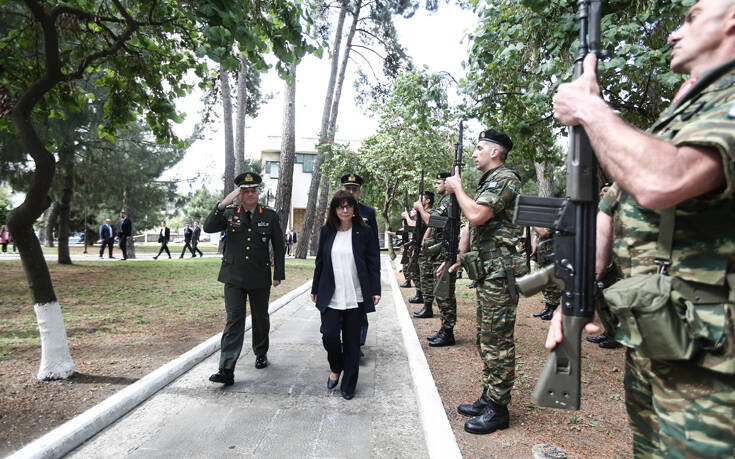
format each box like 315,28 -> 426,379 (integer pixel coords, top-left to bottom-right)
205,173 -> 285,384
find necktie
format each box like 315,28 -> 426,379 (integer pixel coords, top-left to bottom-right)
245,211 -> 252,226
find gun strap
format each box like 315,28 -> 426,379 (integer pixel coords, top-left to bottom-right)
499,246 -> 519,304
654,207 -> 676,275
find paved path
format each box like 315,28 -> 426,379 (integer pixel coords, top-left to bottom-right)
67,258 -> 445,458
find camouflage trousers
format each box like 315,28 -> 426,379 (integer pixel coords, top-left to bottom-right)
625,349 -> 735,458
419,251 -> 435,304
476,275 -> 518,406
542,284 -> 561,307
433,259 -> 457,329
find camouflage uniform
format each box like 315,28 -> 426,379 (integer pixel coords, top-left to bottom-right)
535,232 -> 561,307
418,204 -> 435,305
429,193 -> 457,329
468,165 -> 527,406
599,59 -> 735,457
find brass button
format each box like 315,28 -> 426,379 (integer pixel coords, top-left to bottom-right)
246,247 -> 251,251
248,228 -> 252,232
246,256 -> 250,260
247,238 -> 251,241
231,229 -> 235,232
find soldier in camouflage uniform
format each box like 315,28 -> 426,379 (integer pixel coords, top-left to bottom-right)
205,172 -> 285,386
401,208 -> 422,300
550,1 -> 735,455
531,227 -> 561,320
423,172 -> 458,346
411,191 -> 436,318
442,129 -> 527,435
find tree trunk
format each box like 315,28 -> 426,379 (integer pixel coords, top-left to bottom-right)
57,143 -> 74,265
124,206 -> 136,259
294,0 -> 348,259
235,53 -> 248,175
221,66 -> 235,197
309,0 -> 362,254
276,62 -> 297,229
534,159 -> 554,198
9,53 -> 75,379
45,201 -> 59,248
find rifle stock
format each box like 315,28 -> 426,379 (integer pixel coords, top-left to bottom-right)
512,0 -> 601,411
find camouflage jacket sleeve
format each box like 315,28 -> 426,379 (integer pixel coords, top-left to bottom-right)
598,182 -> 621,216
475,172 -> 520,218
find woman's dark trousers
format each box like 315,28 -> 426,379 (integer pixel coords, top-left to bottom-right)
320,305 -> 363,396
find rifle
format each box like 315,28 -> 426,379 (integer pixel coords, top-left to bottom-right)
511,0 -> 601,411
523,226 -> 532,272
401,189 -> 411,247
428,121 -> 464,299
406,170 -> 425,275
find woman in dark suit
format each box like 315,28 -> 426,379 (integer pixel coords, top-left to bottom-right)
153,221 -> 171,259
312,190 -> 381,399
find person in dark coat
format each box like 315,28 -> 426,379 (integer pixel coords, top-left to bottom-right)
153,221 -> 171,259
179,223 -> 196,258
312,190 -> 381,400
98,218 -> 115,258
117,211 -> 132,260
340,173 -> 380,351
205,172 -> 286,386
191,221 -> 204,257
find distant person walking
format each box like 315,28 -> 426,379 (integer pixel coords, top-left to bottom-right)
118,211 -> 132,260
179,223 -> 196,258
191,221 -> 204,257
98,219 -> 115,258
0,225 -> 11,253
286,227 -> 297,255
153,221 -> 171,259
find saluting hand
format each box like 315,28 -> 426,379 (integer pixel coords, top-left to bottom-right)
220,187 -> 241,208
553,54 -> 601,126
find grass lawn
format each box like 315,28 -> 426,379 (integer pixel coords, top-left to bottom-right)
39,242 -> 221,255
0,257 -> 315,359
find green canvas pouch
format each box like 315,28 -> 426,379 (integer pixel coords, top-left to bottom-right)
460,250 -> 485,281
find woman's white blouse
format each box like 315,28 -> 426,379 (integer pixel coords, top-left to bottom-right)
328,229 -> 363,310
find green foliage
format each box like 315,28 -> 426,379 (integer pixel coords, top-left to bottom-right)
323,69 -> 456,228
180,187 -> 222,224
462,0 -> 693,168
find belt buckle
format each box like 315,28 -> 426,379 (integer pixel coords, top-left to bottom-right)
654,258 -> 671,275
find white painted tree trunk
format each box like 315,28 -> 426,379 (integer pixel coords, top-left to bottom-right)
34,301 -> 75,380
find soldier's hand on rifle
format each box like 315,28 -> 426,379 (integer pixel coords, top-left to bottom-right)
553,54 -> 601,126
436,257 -> 461,278
443,166 -> 462,193
412,200 -> 423,210
545,307 -> 602,350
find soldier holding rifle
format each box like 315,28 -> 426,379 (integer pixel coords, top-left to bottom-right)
440,129 -> 527,435
549,0 -> 735,455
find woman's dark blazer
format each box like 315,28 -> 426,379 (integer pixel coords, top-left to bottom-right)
311,223 -> 381,314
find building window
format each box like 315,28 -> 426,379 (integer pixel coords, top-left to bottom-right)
266,161 -> 279,179
295,153 -> 316,173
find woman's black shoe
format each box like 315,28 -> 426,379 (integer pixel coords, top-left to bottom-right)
341,391 -> 354,400
327,374 -> 340,390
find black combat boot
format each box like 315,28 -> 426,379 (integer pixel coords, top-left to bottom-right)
540,303 -> 558,320
599,337 -> 621,349
585,333 -> 608,344
413,302 -> 433,318
209,369 -> 234,386
427,327 -> 445,341
533,304 -> 553,318
429,327 -> 455,347
464,401 -> 510,435
408,290 -> 424,304
399,279 -> 412,288
458,390 -> 490,417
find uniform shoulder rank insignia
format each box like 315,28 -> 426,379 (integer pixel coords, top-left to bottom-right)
727,101 -> 735,119
486,181 -> 499,189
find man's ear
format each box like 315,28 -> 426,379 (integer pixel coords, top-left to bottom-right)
725,4 -> 735,35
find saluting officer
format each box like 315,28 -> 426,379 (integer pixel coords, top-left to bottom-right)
205,172 -> 286,386
441,129 -> 526,435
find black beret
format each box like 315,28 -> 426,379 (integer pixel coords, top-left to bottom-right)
478,129 -> 513,152
340,173 -> 363,186
235,172 -> 262,188
436,172 -> 451,180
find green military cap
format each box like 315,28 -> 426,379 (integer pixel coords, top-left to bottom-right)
437,172 -> 451,180
478,129 -> 513,152
340,173 -> 363,186
235,172 -> 262,188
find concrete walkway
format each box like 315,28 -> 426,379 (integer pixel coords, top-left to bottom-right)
63,257 -> 457,458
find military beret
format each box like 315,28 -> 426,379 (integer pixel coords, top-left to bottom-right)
340,173 -> 363,186
478,129 -> 513,152
235,172 -> 262,188
423,190 -> 435,200
436,172 -> 451,180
